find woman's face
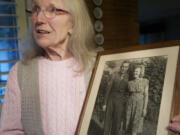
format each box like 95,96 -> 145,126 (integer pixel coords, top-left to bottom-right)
32,0 -> 73,49
134,67 -> 141,79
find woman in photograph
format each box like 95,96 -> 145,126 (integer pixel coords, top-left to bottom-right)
125,65 -> 149,135
0,0 -> 96,134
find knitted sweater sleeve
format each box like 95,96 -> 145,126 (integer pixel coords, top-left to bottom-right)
0,63 -> 25,135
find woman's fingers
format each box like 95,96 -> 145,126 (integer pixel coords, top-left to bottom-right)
172,115 -> 180,122
168,122 -> 180,133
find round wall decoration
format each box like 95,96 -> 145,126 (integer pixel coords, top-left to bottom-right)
93,0 -> 103,6
94,20 -> 103,32
93,7 -> 103,19
95,33 -> 104,45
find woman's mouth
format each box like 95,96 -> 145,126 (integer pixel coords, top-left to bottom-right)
36,29 -> 50,34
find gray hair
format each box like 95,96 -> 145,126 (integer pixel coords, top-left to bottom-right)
22,0 -> 96,72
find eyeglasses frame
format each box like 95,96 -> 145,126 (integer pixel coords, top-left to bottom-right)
25,7 -> 69,19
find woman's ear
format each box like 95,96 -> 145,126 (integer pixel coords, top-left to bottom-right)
68,28 -> 73,35
68,20 -> 74,35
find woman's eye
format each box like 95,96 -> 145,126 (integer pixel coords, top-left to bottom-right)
32,6 -> 40,13
50,7 -> 56,13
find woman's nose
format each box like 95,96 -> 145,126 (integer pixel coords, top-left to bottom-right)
36,10 -> 48,24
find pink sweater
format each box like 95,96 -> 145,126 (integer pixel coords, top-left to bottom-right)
0,57 -> 87,135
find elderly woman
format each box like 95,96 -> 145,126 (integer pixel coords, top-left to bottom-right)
0,0 -> 95,134
125,65 -> 149,135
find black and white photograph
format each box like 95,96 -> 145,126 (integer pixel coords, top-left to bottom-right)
77,45 -> 180,135
88,56 -> 167,135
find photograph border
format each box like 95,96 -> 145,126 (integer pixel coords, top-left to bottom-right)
76,40 -> 180,135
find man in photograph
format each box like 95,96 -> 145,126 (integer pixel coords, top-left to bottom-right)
103,61 -> 130,135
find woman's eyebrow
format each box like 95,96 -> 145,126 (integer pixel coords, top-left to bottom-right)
32,2 -> 56,8
32,2 -> 39,8
48,3 -> 55,7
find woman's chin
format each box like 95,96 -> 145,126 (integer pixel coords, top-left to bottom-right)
36,40 -> 52,48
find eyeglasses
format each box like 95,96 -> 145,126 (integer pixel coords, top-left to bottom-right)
26,6 -> 70,19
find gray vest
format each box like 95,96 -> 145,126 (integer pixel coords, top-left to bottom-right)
17,58 -> 93,135
18,59 -> 44,135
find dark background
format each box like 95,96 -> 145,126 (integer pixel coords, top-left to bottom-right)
86,0 -> 180,49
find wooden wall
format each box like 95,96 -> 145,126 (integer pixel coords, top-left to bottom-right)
86,0 -> 140,49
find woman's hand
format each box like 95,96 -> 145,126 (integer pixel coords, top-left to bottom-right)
168,115 -> 180,133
